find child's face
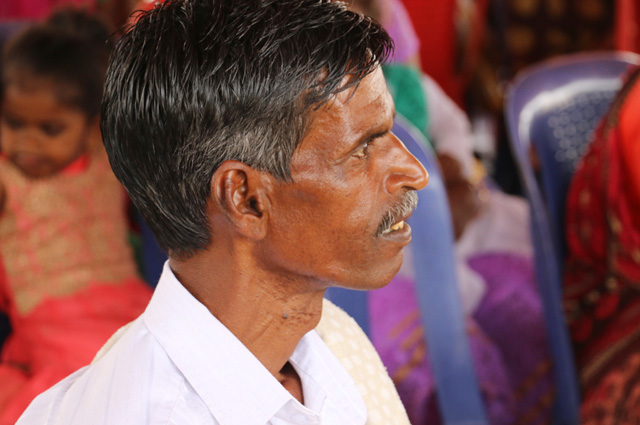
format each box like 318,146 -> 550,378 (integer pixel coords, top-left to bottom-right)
0,81 -> 93,179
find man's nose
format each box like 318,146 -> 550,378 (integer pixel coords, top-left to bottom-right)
384,133 -> 429,193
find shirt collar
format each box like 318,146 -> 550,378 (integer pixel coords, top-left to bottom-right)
290,331 -> 368,424
143,262 -> 366,425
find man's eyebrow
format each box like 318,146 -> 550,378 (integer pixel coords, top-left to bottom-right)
358,123 -> 394,147
365,129 -> 389,143
358,108 -> 397,144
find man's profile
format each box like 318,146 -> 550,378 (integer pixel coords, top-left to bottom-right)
17,0 -> 428,423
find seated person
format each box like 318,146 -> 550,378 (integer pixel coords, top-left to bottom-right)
0,10 -> 152,424
17,1 -> 425,424
564,66 -> 640,424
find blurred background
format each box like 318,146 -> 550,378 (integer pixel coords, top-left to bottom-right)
2,2 -> 640,424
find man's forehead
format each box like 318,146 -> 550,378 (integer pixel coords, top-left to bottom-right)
333,66 -> 388,106
296,67 -> 393,155
308,67 -> 391,127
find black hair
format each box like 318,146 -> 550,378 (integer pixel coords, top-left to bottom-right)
101,0 -> 393,258
1,8 -> 113,117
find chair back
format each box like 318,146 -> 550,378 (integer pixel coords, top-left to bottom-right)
329,115 -> 489,424
139,219 -> 167,287
397,116 -> 489,425
323,286 -> 371,335
504,51 -> 640,425
506,52 -> 640,262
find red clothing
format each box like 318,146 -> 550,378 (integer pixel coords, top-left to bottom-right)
616,0 -> 640,53
0,0 -> 94,20
0,153 -> 152,425
564,68 -> 640,423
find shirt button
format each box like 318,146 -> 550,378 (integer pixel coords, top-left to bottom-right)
292,413 -> 309,424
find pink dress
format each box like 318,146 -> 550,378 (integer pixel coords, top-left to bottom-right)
0,153 -> 152,425
0,0 -> 94,20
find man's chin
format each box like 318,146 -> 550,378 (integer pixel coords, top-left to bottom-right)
340,251 -> 405,291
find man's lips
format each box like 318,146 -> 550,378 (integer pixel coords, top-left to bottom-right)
381,220 -> 405,235
376,191 -> 418,237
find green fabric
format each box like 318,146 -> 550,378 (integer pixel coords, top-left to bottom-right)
382,64 -> 431,147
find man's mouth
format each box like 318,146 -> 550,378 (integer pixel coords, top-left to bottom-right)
381,220 -> 405,235
376,191 -> 418,237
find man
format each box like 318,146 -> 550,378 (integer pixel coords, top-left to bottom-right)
17,0 -> 427,423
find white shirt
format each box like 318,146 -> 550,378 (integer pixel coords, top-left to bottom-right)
17,263 -> 367,425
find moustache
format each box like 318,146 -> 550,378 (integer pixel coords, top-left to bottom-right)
376,191 -> 419,237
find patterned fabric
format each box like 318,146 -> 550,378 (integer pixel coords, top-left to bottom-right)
0,153 -> 152,425
316,299 -> 411,425
0,153 -> 140,315
564,67 -> 640,424
369,274 -> 513,425
470,254 -> 555,425
370,254 -> 554,425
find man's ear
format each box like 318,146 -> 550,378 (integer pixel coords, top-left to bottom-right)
211,160 -> 270,240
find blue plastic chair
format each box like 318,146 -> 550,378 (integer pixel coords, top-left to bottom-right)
505,51 -> 640,425
324,286 -> 371,335
138,218 -> 167,287
328,115 -> 489,425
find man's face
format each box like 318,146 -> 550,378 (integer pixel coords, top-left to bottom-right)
260,68 -> 428,290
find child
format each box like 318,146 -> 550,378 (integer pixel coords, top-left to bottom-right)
0,10 -> 152,424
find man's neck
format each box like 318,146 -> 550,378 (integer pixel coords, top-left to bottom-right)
169,248 -> 325,379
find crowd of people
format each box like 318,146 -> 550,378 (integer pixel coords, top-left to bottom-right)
0,0 -> 637,424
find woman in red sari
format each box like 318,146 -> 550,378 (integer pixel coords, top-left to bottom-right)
564,66 -> 640,423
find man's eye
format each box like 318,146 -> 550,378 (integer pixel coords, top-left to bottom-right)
353,142 -> 370,158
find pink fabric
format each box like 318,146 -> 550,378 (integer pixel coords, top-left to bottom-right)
0,0 -> 94,20
0,278 -> 151,425
369,253 -> 553,425
0,152 -> 152,424
370,273 -> 517,425
383,0 -> 421,64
